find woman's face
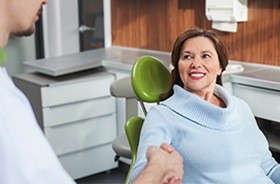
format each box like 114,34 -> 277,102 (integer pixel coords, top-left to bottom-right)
178,36 -> 222,96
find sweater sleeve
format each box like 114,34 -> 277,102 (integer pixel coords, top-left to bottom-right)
261,150 -> 280,183
129,107 -> 172,183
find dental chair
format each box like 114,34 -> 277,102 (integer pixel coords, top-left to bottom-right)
110,55 -> 171,184
110,76 -> 136,161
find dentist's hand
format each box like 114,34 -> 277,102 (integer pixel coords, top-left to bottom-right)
147,143 -> 183,184
133,142 -> 183,184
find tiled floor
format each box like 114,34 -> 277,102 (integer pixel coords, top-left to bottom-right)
75,163 -> 128,184
75,168 -> 126,184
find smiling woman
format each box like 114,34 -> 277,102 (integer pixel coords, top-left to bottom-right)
129,29 -> 280,184
178,36 -> 223,103
163,29 -> 228,102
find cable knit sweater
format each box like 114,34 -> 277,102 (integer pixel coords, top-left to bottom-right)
130,85 -> 280,184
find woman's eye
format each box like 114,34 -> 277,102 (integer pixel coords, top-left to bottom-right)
183,55 -> 192,59
203,54 -> 211,58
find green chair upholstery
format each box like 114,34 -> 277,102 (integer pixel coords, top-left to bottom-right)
124,117 -> 144,184
110,55 -> 170,184
124,55 -> 171,183
131,55 -> 171,116
131,55 -> 171,103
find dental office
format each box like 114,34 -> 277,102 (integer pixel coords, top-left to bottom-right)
2,0 -> 280,183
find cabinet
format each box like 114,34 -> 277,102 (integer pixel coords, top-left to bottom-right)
12,69 -> 118,179
232,83 -> 280,152
233,84 -> 280,123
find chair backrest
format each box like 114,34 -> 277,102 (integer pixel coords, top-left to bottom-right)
124,55 -> 171,183
124,116 -> 144,184
131,55 -> 171,115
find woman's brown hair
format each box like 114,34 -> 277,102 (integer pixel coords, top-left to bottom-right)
161,29 -> 229,100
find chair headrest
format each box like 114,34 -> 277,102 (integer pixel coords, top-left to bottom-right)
131,55 -> 171,103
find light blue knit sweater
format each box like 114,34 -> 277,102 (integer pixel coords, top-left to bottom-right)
130,85 -> 280,184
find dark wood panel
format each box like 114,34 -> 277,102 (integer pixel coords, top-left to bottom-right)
111,0 -> 279,66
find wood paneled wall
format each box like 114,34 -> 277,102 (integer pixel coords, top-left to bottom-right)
111,0 -> 279,66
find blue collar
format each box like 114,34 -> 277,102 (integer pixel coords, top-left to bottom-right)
0,48 -> 7,66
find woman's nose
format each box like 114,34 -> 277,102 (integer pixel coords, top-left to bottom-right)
191,58 -> 202,68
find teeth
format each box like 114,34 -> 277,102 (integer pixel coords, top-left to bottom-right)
190,73 -> 204,77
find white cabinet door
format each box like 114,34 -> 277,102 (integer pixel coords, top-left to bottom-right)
41,75 -> 114,107
45,114 -> 116,156
43,97 -> 115,127
233,84 -> 280,122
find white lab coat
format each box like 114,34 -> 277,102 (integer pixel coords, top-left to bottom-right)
0,67 -> 75,184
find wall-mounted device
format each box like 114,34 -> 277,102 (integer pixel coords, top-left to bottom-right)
205,0 -> 248,32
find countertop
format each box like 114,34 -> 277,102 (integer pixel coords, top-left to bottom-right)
227,61 -> 280,91
24,46 -> 171,76
24,46 -> 280,91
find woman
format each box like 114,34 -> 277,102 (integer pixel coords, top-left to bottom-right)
130,29 -> 280,183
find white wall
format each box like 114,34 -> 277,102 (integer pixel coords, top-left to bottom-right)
3,35 -> 36,76
42,0 -> 111,58
103,0 -> 112,48
42,0 -> 80,58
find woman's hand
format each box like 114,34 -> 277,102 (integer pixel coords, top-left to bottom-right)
146,143 -> 184,184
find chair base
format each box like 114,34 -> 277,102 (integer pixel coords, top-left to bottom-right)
114,155 -> 121,162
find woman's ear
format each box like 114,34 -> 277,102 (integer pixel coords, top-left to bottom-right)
217,68 -> 222,76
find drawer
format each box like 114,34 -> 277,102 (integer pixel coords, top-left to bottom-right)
45,114 -> 117,156
233,84 -> 280,122
43,97 -> 115,127
58,144 -> 118,179
41,74 -> 114,107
